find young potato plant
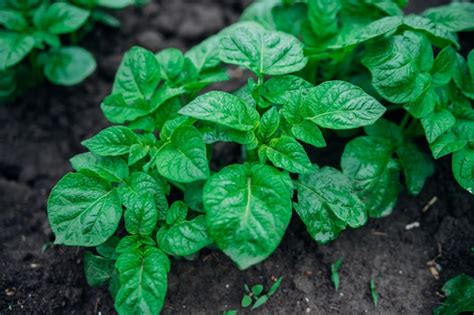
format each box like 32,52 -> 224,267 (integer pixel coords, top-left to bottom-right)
242,0 -> 474,216
48,21 -> 389,314
0,0 -> 143,100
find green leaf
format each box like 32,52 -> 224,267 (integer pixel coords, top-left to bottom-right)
203,163 -> 293,269
157,215 -> 212,256
115,247 -> 170,315
97,0 -> 135,9
431,46 -> 457,87
267,277 -> 283,297
452,147 -> 474,194
291,120 -> 326,148
155,125 -> 209,183
252,295 -> 269,310
47,171 -> 122,246
257,107 -> 280,141
36,2 -> 89,34
44,46 -> 96,86
84,251 -> 115,287
370,278 -> 379,306
402,15 -> 459,48
272,3 -> 306,37
241,294 -> 252,308
362,31 -> 433,104
325,16 -> 403,50
423,3 -> 474,33
82,126 -> 137,156
83,251 -> 114,287
70,152 -> 128,182
262,75 -> 312,105
119,172 -> 168,219
124,193 -> 158,236
219,23 -> 307,75
156,48 -> 184,81
240,2 -> 278,30
112,46 -> 161,115
185,35 -> 221,73
115,235 -> 155,254
0,9 -> 28,31
308,0 -> 341,38
404,88 -> 437,119
363,118 -> 403,145
303,81 -> 386,129
434,274 -> 474,315
184,181 -> 205,213
453,52 -> 474,100
251,284 -> 264,296
160,116 -> 194,141
0,32 -> 34,70
165,201 -> 187,225
96,236 -> 120,260
179,91 -> 259,132
294,166 -> 367,244
396,142 -> 434,195
421,109 -> 456,143
330,258 -> 343,291
101,93 -> 148,124
429,132 -> 466,159
128,143 -> 149,166
265,136 -> 313,174
200,123 -> 257,147
341,137 -> 401,218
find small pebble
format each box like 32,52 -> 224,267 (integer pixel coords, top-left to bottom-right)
405,221 -> 420,230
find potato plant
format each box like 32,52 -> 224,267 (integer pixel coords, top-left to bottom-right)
46,0 -> 474,314
0,0 -> 144,100
241,0 -> 474,207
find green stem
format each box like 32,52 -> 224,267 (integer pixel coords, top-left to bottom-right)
399,112 -> 411,130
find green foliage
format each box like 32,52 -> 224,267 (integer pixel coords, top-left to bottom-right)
434,274 -> 474,315
370,278 -> 379,306
0,0 -> 140,100
241,277 -> 283,310
47,1 -> 474,314
330,258 -> 343,291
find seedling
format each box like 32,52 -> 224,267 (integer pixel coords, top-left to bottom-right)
330,258 -> 343,291
370,278 -> 378,307
0,0 -> 144,100
241,277 -> 283,310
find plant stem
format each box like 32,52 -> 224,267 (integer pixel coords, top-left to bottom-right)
399,112 -> 411,130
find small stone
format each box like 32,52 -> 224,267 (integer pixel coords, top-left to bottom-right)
5,288 -> 15,296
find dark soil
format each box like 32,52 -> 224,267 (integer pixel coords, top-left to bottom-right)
1,1 -> 473,314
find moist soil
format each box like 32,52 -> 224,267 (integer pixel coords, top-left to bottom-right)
1,1 -> 473,314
